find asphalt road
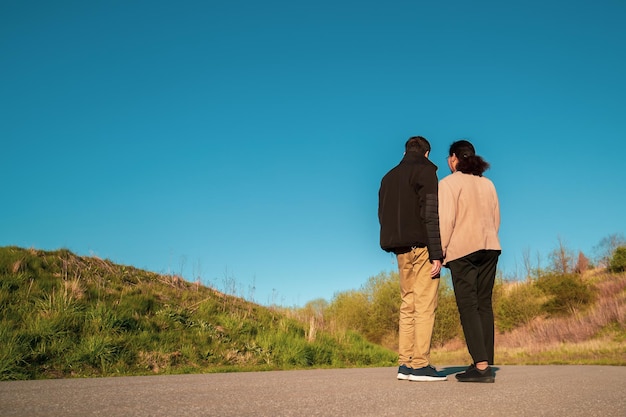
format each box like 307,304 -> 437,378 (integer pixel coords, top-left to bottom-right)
1,365 -> 625,417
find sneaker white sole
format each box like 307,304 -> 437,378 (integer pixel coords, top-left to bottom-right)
397,373 -> 411,380
408,375 -> 448,382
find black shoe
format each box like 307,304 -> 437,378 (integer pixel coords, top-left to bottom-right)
408,365 -> 447,382
456,363 -> 475,376
397,365 -> 412,380
455,364 -> 495,383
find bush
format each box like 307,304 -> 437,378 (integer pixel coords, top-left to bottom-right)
609,246 -> 626,273
326,290 -> 369,334
362,273 -> 399,344
326,271 -> 464,349
534,273 -> 595,316
432,281 -> 461,346
494,283 -> 544,332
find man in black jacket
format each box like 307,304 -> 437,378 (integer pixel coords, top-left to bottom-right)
378,136 -> 446,382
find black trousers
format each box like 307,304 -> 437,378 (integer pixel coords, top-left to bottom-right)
448,250 -> 500,365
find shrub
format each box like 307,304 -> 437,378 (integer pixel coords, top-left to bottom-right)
494,282 -> 544,332
326,290 -> 368,334
362,273 -> 399,344
326,271 -> 464,349
432,281 -> 461,346
609,246 -> 626,273
534,273 -> 595,316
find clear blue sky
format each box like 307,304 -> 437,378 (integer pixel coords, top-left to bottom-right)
2,1 -> 625,306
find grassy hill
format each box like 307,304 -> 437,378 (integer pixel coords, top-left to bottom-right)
0,246 -> 396,380
2,246 -> 625,381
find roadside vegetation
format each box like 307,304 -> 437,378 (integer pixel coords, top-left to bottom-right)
292,233 -> 626,367
0,247 -> 395,380
1,233 -> 624,380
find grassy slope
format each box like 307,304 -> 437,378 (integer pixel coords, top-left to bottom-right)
2,246 -> 624,381
0,247 -> 396,380
432,270 -> 626,366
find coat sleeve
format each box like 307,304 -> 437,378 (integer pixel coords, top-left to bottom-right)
492,182 -> 500,233
417,165 -> 443,261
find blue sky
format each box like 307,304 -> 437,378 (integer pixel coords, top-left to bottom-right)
2,0 -> 625,306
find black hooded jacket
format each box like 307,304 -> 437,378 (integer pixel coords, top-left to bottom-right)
378,151 -> 443,261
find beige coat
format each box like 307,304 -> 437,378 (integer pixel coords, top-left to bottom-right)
438,171 -> 501,265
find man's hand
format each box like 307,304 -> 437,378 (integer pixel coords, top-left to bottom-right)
431,260 -> 442,278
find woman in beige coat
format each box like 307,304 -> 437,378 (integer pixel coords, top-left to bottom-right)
439,140 -> 501,383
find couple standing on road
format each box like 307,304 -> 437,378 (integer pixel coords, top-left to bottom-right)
378,136 -> 501,383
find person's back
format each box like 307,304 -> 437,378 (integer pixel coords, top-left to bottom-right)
439,171 -> 500,265
378,136 -> 445,382
438,139 -> 501,383
379,152 -> 441,256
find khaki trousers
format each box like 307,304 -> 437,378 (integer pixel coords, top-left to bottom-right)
397,247 -> 439,368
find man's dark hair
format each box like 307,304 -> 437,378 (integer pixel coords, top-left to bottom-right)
405,136 -> 431,154
449,139 -> 490,176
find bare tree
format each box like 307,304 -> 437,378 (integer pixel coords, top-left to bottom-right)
535,251 -> 544,277
522,247 -> 533,282
549,236 -> 574,274
593,233 -> 626,268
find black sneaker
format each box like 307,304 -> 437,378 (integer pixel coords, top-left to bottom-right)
455,364 -> 495,383
397,365 -> 412,380
408,365 -> 447,382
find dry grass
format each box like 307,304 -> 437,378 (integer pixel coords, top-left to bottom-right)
433,272 -> 626,365
498,273 -> 625,348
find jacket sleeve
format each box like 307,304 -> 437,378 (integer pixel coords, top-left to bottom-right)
417,166 -> 443,261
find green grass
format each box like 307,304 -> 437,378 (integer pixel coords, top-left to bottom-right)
310,264 -> 625,367
0,246 -> 396,380
2,245 -> 624,381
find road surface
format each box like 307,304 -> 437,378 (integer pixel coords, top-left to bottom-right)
1,365 -> 625,416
